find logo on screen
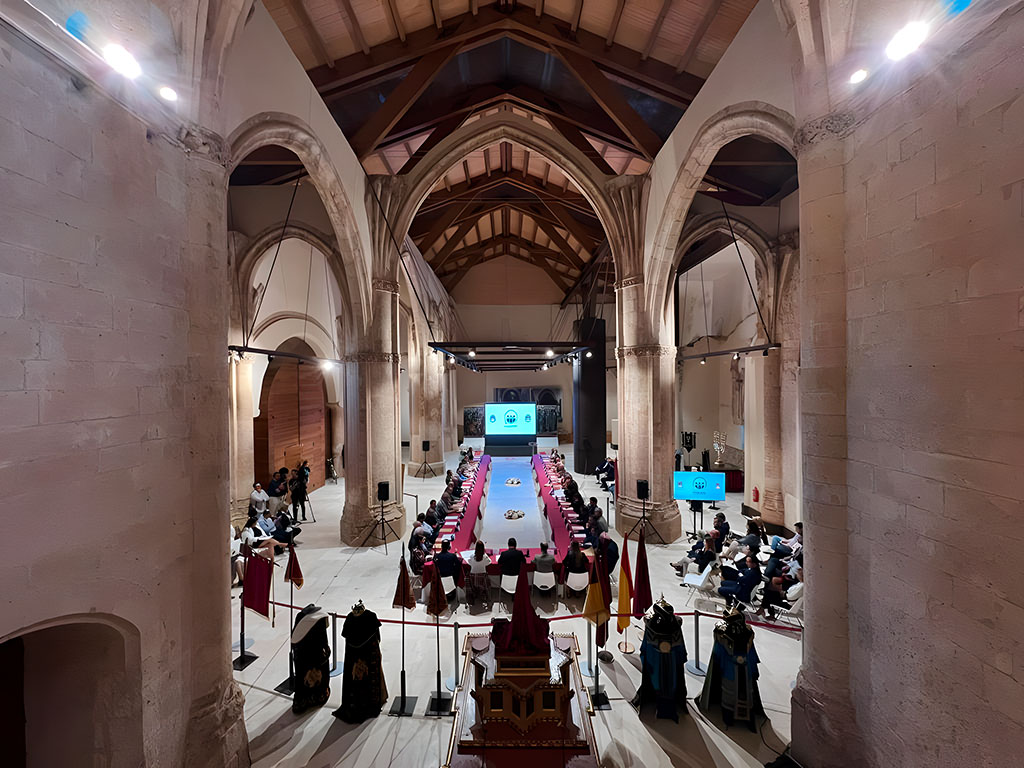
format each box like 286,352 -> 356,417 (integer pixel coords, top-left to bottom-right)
488,414 -> 497,424
504,410 -> 518,426
693,478 -> 707,491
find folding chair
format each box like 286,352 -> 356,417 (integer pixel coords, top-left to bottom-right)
534,570 -> 557,592
681,562 -> 716,605
565,570 -> 590,595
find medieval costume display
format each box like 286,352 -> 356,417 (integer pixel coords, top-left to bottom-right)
631,598 -> 688,721
290,604 -> 331,714
697,609 -> 766,731
332,601 -> 388,723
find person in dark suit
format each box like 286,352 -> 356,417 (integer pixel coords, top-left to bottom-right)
598,532 -> 619,575
433,539 -> 461,596
497,537 -> 526,577
718,554 -> 762,608
712,513 -> 730,553
595,457 -> 615,489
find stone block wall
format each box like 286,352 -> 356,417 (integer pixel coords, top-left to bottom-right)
0,27 -> 245,768
841,10 -> 1024,766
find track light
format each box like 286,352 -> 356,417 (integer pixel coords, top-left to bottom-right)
849,69 -> 868,84
320,360 -> 335,371
886,21 -> 929,61
763,349 -> 769,357
468,349 -> 476,358
733,352 -> 739,360
158,86 -> 178,102
700,358 -> 707,365
585,351 -> 593,358
546,349 -> 554,357
102,44 -> 142,79
541,363 -> 548,371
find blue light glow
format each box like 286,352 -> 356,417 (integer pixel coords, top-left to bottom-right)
65,10 -> 89,42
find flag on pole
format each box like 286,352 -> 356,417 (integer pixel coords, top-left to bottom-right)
595,545 -> 613,648
284,543 -> 304,589
392,556 -> 416,610
583,556 -> 611,647
425,563 -> 448,619
632,527 -> 653,618
243,551 -> 274,620
617,535 -> 633,633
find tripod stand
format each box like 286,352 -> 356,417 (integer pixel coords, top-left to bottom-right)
362,498 -> 402,555
414,459 -> 437,478
627,495 -> 666,544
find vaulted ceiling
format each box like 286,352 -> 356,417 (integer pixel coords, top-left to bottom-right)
260,0 -> 762,300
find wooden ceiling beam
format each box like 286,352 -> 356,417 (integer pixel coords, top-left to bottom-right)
430,0 -> 443,29
396,114 -> 468,175
541,200 -> 602,253
554,45 -> 663,160
418,174 -> 594,218
546,114 -> 617,176
643,0 -> 673,61
430,219 -> 478,269
284,0 -> 334,68
437,235 -> 568,274
676,0 -> 724,74
336,0 -> 369,55
348,43 -> 460,158
570,0 -> 584,32
606,0 -> 625,46
309,6 -> 703,109
413,199 -> 474,253
533,218 -> 585,269
383,0 -> 406,42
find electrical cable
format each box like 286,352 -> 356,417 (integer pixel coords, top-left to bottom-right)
700,263 -> 711,358
246,176 -> 301,346
721,200 -> 773,345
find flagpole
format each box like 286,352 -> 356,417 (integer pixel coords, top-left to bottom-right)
232,553 -> 258,670
389,557 -> 417,716
274,557 -> 296,694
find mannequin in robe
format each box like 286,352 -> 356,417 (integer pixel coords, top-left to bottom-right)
631,598 -> 688,721
332,600 -> 388,723
291,604 -> 331,714
698,608 -> 765,730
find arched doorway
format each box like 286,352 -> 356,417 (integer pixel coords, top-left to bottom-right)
0,618 -> 143,768
253,338 -> 330,492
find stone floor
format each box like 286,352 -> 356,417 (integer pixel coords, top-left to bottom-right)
234,442 -> 803,767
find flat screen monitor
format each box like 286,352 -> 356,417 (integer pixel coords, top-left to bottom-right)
673,471 -> 726,501
484,402 -> 537,436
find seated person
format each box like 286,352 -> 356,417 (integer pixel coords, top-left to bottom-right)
415,515 -> 436,546
272,509 -> 300,544
497,537 -> 526,577
598,532 -> 619,574
433,540 -> 461,584
249,482 -> 270,516
759,560 -> 803,619
230,525 -> 244,587
409,533 -> 427,576
712,512 -> 730,553
409,513 -> 427,551
671,534 -> 716,574
466,541 -> 491,606
585,509 -> 609,548
770,522 -> 802,557
266,472 -> 288,513
563,541 -> 590,592
427,500 -> 439,518
580,496 -> 599,528
718,554 -> 762,608
240,516 -> 279,558
532,542 -> 556,574
595,457 -> 615,489
724,520 -> 766,559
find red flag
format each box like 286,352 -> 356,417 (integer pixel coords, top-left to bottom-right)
242,551 -> 274,619
284,543 -> 303,589
392,556 -> 416,610
617,536 -> 633,634
632,527 -> 653,618
425,562 -> 448,619
595,545 -> 613,648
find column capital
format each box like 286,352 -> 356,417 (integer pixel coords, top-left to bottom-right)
614,273 -> 644,290
794,111 -> 856,150
371,277 -> 400,294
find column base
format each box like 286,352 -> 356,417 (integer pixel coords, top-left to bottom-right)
407,460 -> 445,478
183,680 -> 250,768
614,496 -> 681,543
791,670 -> 867,768
340,500 -> 407,546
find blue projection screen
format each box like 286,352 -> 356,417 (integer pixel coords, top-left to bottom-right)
673,471 -> 726,501
484,403 -> 537,436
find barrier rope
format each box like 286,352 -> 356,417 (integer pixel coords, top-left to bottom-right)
266,601 -> 803,634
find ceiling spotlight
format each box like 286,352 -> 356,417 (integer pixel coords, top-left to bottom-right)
700,357 -> 707,365
585,350 -> 593,358
733,352 -> 740,360
763,349 -> 769,357
545,349 -> 554,357
886,21 -> 929,61
320,360 -> 335,371
102,43 -> 142,79
541,363 -> 548,371
432,348 -> 437,354
849,69 -> 868,84
468,349 -> 476,358
158,86 -> 178,102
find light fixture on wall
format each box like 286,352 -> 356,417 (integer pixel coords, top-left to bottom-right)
886,21 -> 929,61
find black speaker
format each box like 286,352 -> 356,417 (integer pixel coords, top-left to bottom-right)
377,481 -> 390,502
422,440 -> 430,452
637,480 -> 649,500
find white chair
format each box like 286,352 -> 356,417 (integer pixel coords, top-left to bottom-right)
441,575 -> 457,597
681,563 -> 716,605
777,595 -> 804,627
501,574 -> 518,595
565,570 -> 590,594
534,570 -> 556,592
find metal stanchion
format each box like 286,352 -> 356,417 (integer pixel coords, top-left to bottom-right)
445,621 -> 460,692
582,622 -> 595,678
329,613 -> 343,677
685,609 -> 706,677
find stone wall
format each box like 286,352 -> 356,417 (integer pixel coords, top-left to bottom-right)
841,11 -> 1024,766
0,27 -> 246,768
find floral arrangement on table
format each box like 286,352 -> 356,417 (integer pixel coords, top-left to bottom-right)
504,509 -> 525,520
505,477 -> 522,486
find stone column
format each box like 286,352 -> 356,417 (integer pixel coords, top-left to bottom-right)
614,279 -> 681,542
340,279 -> 406,545
758,350 -> 785,525
788,121 -> 860,766
408,334 -> 445,477
443,366 -> 458,452
229,355 -> 256,526
328,401 -> 345,476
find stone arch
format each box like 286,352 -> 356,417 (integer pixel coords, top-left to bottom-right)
664,212 -> 775,337
646,101 -> 796,324
392,111 -> 624,267
1,613 -> 144,768
227,112 -> 372,335
236,223 -> 354,348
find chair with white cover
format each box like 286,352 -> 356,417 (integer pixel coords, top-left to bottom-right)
500,574 -> 518,595
565,570 -> 590,594
534,570 -> 556,592
441,575 -> 457,598
681,562 -> 716,605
